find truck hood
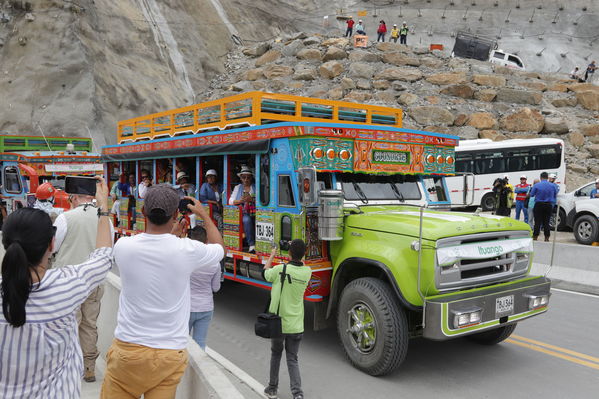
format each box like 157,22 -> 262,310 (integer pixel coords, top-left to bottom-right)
346,206 -> 530,241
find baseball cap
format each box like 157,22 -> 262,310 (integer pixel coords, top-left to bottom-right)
549,173 -> 557,178
143,184 -> 179,217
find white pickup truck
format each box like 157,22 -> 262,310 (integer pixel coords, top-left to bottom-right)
571,199 -> 599,245
557,181 -> 597,231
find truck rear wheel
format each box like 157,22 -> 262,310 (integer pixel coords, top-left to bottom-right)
466,323 -> 517,345
337,277 -> 408,376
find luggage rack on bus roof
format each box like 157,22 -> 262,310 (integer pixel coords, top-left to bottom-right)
117,91 -> 403,144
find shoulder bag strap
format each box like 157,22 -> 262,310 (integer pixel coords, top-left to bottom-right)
275,264 -> 288,316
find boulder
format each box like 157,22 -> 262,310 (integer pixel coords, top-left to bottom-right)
580,124 -> 599,136
500,107 -> 544,133
568,132 -> 585,147
341,77 -> 356,90
479,130 -> 507,141
590,165 -> 599,175
472,74 -> 506,87
398,93 -> 418,106
409,106 -> 455,126
372,80 -> 390,90
586,144 -> 599,158
467,112 -> 498,130
243,42 -> 270,57
263,65 -> 294,79
243,68 -> 264,81
348,62 -> 375,79
454,113 -> 468,127
230,81 -> 252,92
543,118 -> 569,134
375,91 -> 397,104
322,46 -> 348,61
307,85 -> 329,97
281,39 -> 305,57
474,89 -> 497,102
375,67 -> 423,82
288,82 -> 304,89
349,50 -> 381,63
520,81 -> 547,92
569,164 -> 588,174
426,96 -> 440,104
321,37 -> 349,47
547,83 -> 570,92
356,79 -> 371,90
375,42 -> 410,52
496,88 -> 542,105
426,72 -> 469,85
328,86 -> 344,100
419,57 -> 444,68
391,81 -> 408,91
440,84 -> 475,99
255,49 -> 281,67
568,83 -> 599,93
576,91 -> 599,111
252,81 -> 267,90
382,52 -> 420,67
319,61 -> 344,79
551,97 -> 577,107
344,91 -> 373,102
413,46 -> 430,55
296,48 -> 322,61
455,126 -> 479,139
293,68 -> 317,81
303,36 -> 321,46
590,136 -> 599,144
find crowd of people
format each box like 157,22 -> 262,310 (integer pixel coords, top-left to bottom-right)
344,17 -> 410,44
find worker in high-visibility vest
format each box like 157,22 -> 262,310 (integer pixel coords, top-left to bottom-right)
390,24 -> 400,43
400,22 -> 409,45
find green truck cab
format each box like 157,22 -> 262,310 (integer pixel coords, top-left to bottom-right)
102,92 -> 550,376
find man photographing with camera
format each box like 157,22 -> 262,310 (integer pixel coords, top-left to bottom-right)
101,184 -> 225,398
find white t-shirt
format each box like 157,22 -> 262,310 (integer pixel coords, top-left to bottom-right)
113,233 -> 224,349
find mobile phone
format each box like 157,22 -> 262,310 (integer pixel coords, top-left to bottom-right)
178,198 -> 194,214
65,176 -> 97,196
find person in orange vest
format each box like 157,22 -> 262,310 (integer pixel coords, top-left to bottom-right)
514,175 -> 531,223
345,16 -> 354,37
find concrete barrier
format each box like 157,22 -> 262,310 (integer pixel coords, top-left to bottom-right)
531,241 -> 599,289
97,272 -> 246,399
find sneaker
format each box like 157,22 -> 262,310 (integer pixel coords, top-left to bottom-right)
293,395 -> 304,399
264,386 -> 278,399
83,368 -> 96,383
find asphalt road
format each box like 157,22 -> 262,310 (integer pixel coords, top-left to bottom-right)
207,283 -> 599,399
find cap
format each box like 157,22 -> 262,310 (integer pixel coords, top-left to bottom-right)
549,173 -> 557,179
393,24 -> 397,26
403,21 -> 407,24
36,182 -> 56,200
143,184 -> 179,217
359,19 -> 362,22
205,169 -> 218,177
176,171 -> 189,182
520,175 -> 527,179
237,165 -> 254,177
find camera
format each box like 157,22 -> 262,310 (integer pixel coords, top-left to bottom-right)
178,198 -> 194,214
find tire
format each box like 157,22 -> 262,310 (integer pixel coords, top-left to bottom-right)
337,277 -> 408,376
573,215 -> 599,245
466,323 -> 517,345
481,193 -> 496,212
556,208 -> 567,231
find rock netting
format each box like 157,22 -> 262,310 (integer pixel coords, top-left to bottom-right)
206,34 -> 599,189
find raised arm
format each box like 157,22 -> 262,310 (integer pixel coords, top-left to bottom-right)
186,196 -> 225,251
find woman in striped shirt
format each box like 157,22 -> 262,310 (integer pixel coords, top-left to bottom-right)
0,177 -> 113,398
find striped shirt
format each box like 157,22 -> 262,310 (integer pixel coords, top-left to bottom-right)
0,247 -> 112,398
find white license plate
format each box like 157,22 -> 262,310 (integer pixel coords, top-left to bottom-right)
496,295 -> 514,316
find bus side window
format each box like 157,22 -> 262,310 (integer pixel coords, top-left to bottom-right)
3,166 -> 23,194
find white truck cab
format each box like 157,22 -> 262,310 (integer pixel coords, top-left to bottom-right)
561,181 -> 597,230
489,50 -> 525,70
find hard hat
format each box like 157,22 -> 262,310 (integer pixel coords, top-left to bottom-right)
359,19 -> 362,22
549,173 -> 557,179
205,169 -> 218,177
393,24 -> 397,26
36,182 -> 56,200
403,21 -> 407,24
520,175 -> 527,179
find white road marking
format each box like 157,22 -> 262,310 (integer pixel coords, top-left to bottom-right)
551,288 -> 599,299
206,347 -> 267,398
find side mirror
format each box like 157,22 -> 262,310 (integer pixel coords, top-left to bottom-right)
298,167 -> 318,207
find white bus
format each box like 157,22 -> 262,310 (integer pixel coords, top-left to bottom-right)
446,138 -> 566,210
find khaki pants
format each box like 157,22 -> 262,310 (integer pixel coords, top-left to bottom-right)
100,339 -> 188,399
77,284 -> 104,372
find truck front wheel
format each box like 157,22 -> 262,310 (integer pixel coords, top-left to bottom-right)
466,323 -> 517,345
337,277 -> 408,376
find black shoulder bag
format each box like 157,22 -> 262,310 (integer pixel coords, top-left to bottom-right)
255,264 -> 289,339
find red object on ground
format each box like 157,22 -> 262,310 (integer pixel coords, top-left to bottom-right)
430,44 -> 444,51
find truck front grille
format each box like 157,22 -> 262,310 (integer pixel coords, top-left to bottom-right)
435,231 -> 531,291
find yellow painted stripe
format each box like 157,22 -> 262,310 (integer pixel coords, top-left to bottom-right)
506,339 -> 599,371
511,334 -> 599,365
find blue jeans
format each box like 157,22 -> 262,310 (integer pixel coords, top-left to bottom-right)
515,200 -> 528,223
189,311 -> 213,350
243,213 -> 255,246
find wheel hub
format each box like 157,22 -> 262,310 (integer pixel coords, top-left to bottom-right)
346,302 -> 377,354
578,221 -> 592,239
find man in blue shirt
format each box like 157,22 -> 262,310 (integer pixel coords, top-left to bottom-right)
529,172 -> 558,241
590,179 -> 599,199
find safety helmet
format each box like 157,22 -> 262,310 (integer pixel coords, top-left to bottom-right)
36,182 -> 56,200
520,175 -> 527,179
548,173 -> 557,179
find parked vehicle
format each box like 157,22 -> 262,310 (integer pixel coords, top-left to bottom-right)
570,199 -> 599,245
559,181 -> 597,231
452,31 -> 525,70
102,91 -> 551,376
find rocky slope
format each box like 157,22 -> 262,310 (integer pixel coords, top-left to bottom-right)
201,34 -> 599,190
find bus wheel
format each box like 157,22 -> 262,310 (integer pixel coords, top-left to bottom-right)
466,323 -> 517,345
481,193 -> 496,211
337,277 -> 408,376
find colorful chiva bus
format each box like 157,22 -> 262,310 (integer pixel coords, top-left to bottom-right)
0,135 -> 102,212
102,92 -> 550,375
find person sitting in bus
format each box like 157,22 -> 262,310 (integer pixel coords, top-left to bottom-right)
33,182 -> 63,221
138,169 -> 153,199
229,166 -> 256,252
175,171 -> 196,198
199,169 -> 223,229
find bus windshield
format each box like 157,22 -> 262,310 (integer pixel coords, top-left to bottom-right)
336,173 -> 422,202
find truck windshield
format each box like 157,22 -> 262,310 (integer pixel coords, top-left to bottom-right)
337,174 -> 422,201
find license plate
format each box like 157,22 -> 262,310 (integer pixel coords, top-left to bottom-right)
496,295 -> 514,316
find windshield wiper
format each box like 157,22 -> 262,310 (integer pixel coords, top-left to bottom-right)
352,182 -> 369,204
389,183 -> 405,202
